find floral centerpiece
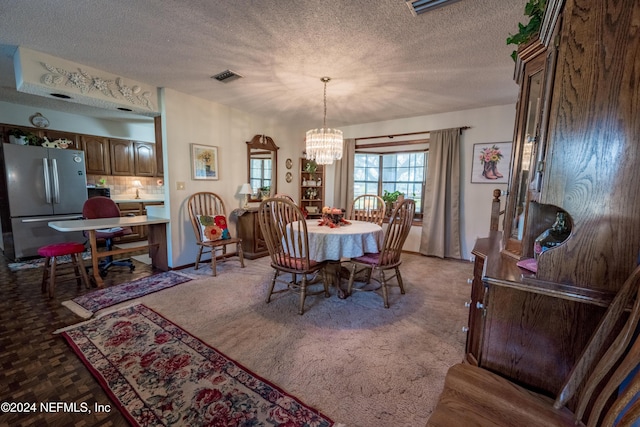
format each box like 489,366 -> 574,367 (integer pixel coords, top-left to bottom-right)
318,206 -> 350,228
479,145 -> 504,180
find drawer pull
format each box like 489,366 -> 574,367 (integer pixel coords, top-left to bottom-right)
462,326 -> 469,333
476,302 -> 484,309
467,278 -> 473,285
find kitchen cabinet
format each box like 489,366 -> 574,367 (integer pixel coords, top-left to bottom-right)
133,141 -> 156,176
299,158 -> 324,217
154,116 -> 163,176
81,135 -> 111,175
464,0 -> 640,399
109,139 -> 135,176
235,208 -> 268,259
114,201 -> 164,243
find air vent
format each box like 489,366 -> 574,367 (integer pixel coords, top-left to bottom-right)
211,69 -> 243,83
405,0 -> 462,15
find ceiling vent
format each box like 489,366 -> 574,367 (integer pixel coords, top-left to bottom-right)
211,69 -> 243,83
405,0 -> 462,15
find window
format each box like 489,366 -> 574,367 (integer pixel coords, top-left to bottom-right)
354,151 -> 427,217
250,158 -> 272,191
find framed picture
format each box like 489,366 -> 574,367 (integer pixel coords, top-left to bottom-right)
191,144 -> 219,180
471,142 -> 512,184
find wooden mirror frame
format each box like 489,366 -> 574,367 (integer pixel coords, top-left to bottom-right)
246,134 -> 278,202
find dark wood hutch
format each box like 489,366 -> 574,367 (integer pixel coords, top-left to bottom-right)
465,0 -> 640,400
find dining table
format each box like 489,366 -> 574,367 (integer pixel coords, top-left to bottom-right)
304,219 -> 383,298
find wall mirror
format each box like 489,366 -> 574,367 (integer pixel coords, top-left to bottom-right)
246,134 -> 278,202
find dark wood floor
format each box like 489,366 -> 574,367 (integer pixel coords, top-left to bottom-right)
0,251 -> 161,427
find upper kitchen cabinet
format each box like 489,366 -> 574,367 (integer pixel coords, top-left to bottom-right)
81,135 -> 111,175
133,141 -> 156,177
154,117 -> 163,176
109,139 -> 135,176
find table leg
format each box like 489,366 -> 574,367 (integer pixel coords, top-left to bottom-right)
88,230 -> 104,287
326,261 -> 346,299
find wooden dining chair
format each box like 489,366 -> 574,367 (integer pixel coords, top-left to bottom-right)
346,198 -> 415,308
187,192 -> 245,276
349,194 -> 386,226
258,197 -> 330,315
274,193 -> 295,203
427,263 -> 640,427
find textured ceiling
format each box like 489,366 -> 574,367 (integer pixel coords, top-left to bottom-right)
0,0 -> 528,127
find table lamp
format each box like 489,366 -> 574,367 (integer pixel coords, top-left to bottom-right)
132,180 -> 143,199
239,183 -> 253,208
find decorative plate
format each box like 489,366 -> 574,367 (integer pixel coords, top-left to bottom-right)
30,112 -> 50,128
285,172 -> 293,183
285,158 -> 293,169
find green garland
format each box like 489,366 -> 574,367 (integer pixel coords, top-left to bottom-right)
506,0 -> 547,61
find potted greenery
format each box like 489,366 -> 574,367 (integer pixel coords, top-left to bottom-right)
259,185 -> 271,200
9,128 -> 41,146
506,0 -> 546,61
382,190 -> 404,216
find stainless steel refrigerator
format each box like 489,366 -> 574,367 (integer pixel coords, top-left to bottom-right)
0,143 -> 88,260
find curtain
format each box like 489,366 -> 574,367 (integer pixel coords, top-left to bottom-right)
419,128 -> 462,259
333,138 -> 355,213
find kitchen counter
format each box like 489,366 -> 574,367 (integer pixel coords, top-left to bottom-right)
111,197 -> 165,203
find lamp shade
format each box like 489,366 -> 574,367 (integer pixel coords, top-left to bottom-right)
132,180 -> 143,188
239,183 -> 253,195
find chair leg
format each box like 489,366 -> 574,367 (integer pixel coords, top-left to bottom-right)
396,266 -> 406,294
322,269 -> 330,298
195,246 -> 204,270
347,263 -> 357,295
299,275 -> 307,315
41,257 -> 51,294
210,248 -> 217,276
237,242 -> 245,268
48,258 -> 58,299
71,255 -> 83,288
266,269 -> 278,303
380,268 -> 390,308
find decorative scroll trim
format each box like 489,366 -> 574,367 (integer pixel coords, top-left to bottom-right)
40,62 -> 154,110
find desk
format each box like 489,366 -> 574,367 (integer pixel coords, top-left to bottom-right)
305,220 -> 383,297
49,215 -> 169,287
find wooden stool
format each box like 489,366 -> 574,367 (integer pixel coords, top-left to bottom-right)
38,242 -> 91,298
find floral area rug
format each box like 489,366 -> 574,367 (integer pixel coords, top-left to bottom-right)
62,271 -> 192,319
59,304 -> 334,427
8,251 -> 92,272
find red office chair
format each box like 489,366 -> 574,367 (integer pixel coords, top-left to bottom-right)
82,196 -> 135,277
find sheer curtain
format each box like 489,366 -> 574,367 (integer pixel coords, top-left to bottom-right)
419,128 -> 462,259
333,138 -> 355,213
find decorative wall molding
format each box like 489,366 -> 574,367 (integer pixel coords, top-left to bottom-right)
14,47 -> 159,116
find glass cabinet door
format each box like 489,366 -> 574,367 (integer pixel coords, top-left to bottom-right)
504,53 -> 546,257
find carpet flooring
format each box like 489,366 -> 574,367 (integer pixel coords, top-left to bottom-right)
136,254 -> 472,426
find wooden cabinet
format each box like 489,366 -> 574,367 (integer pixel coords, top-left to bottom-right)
109,139 -> 135,176
465,0 -> 640,400
154,116 -> 163,176
299,158 -> 324,217
114,201 -> 164,244
81,136 -> 111,175
464,247 -> 488,366
133,141 -> 156,176
235,208 -> 268,259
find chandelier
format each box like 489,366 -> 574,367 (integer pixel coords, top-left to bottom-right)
305,77 -> 343,165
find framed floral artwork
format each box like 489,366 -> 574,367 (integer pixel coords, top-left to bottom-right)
191,144 -> 219,180
471,142 -> 512,184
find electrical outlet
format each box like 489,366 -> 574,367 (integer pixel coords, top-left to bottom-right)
176,181 -> 185,190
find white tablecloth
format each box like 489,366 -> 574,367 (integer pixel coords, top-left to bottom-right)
305,220 -> 383,262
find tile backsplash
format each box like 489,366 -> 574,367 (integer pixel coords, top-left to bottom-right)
87,175 -> 164,198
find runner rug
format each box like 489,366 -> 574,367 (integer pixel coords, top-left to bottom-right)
58,304 -> 334,427
8,251 -> 92,271
62,271 -> 192,319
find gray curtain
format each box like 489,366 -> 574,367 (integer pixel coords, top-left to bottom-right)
333,138 -> 355,213
419,128 -> 462,259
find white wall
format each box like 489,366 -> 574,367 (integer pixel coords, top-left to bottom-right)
329,104 -> 516,260
0,101 -> 155,141
161,88 -> 304,268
